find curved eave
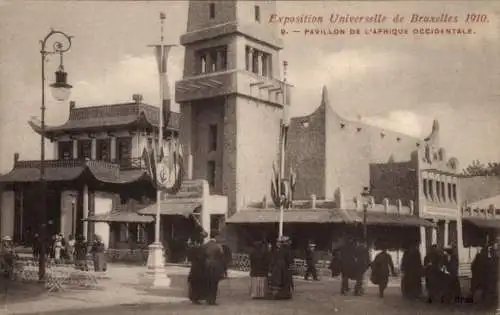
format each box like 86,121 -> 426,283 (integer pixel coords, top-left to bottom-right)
136,112 -> 180,133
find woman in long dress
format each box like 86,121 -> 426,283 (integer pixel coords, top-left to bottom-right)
249,241 -> 270,299
90,235 -> 107,272
268,237 -> 294,300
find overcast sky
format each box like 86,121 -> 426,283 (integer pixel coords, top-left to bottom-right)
0,0 -> 498,173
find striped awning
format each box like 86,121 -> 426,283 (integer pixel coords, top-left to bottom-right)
364,212 -> 434,228
137,201 -> 201,217
84,211 -> 154,223
226,209 -> 361,224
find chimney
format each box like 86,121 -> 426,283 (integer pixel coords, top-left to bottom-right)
396,199 -> 402,214
69,101 -> 76,110
383,198 -> 389,213
132,94 -> 143,104
409,200 -> 415,215
310,194 -> 317,209
353,197 -> 359,210
262,195 -> 267,209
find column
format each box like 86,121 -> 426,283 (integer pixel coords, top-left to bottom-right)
433,179 -> 438,201
72,140 -> 78,159
82,185 -> 89,241
432,219 -> 438,245
246,47 -> 253,71
1,191 -> 15,238
187,154 -> 193,180
53,142 -> 58,160
110,137 -> 117,162
444,220 -> 449,247
91,138 -> 97,160
420,226 -> 427,264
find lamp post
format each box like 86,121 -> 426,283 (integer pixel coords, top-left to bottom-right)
39,29 -> 73,281
278,61 -> 290,239
361,186 -> 371,246
71,195 -> 76,236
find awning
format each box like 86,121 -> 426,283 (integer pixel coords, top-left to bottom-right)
84,211 -> 154,223
137,200 -> 202,217
463,217 -> 500,230
226,209 -> 361,224
365,212 -> 434,228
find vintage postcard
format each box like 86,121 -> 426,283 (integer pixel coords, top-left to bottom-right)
0,0 -> 498,314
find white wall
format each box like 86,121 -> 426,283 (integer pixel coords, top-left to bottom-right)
94,193 -> 113,249
1,191 -> 14,238
60,191 -> 78,238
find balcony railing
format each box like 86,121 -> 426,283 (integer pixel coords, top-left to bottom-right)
15,157 -> 145,171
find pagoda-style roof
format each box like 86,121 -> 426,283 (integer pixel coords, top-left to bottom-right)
29,101 -> 180,138
0,159 -> 150,184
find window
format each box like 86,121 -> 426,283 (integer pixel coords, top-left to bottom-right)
137,225 -> 146,243
209,124 -> 218,151
209,3 -> 215,19
97,139 -> 111,161
119,224 -> 128,242
58,141 -> 73,160
441,182 -> 446,201
78,140 -> 92,160
261,54 -> 268,77
219,47 -> 227,70
436,181 -> 441,201
207,160 -> 216,187
254,5 -> 260,22
209,50 -> 217,72
452,184 -> 457,201
245,46 -> 251,71
428,180 -> 434,200
252,51 -> 259,74
116,137 -> 132,166
423,179 -> 428,199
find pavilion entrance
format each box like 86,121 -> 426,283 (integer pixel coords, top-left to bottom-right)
15,184 -> 61,245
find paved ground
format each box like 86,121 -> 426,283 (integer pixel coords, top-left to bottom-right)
1,265 -> 493,315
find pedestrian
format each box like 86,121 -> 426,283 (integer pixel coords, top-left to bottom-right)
90,234 -> 107,272
53,233 -> 63,262
339,237 -> 356,295
353,240 -> 371,296
74,235 -> 88,271
187,234 -> 207,304
370,245 -> 396,298
471,246 -> 488,303
66,235 -> 76,262
249,241 -> 270,299
32,233 -> 41,260
304,241 -> 319,281
268,236 -> 294,300
400,242 -> 423,299
424,244 -> 446,303
202,231 -> 225,306
444,245 -> 461,303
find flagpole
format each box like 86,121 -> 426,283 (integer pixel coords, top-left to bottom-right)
278,60 -> 288,239
155,13 -> 165,246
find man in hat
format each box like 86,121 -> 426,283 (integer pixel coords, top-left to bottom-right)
268,236 -> 294,300
304,241 -> 319,281
202,231 -> 225,305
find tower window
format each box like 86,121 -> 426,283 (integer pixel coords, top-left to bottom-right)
209,50 -> 217,72
209,124 -> 218,151
261,54 -> 268,77
209,3 -> 215,19
200,54 -> 207,74
252,51 -> 259,74
255,5 -> 260,22
196,46 -> 227,74
207,160 -> 216,187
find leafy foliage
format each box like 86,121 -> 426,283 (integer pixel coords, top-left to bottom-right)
462,159 -> 500,176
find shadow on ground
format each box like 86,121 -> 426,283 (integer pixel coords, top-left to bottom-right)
0,280 -> 47,304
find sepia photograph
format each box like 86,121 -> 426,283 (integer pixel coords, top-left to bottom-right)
0,0 -> 499,314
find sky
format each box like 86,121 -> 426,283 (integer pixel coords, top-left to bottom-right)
0,0 -> 499,173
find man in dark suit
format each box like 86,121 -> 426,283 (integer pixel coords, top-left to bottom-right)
203,232 -> 225,305
304,241 -> 319,281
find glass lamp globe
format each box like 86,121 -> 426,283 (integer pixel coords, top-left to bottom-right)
50,69 -> 73,102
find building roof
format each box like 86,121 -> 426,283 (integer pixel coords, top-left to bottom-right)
84,211 -> 154,223
29,102 -> 180,138
467,195 -> 500,209
137,199 -> 202,217
0,159 -> 149,184
463,217 -> 500,230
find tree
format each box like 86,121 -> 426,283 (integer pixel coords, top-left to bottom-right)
462,160 -> 500,176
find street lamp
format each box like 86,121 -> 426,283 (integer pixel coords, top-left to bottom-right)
39,29 -> 73,281
361,186 -> 372,246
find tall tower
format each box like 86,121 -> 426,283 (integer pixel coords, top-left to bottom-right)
175,0 -> 290,215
